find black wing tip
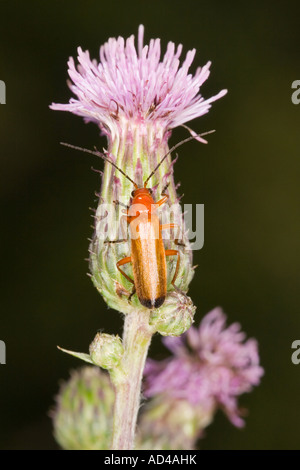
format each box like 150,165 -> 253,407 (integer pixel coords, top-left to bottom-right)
140,296 -> 165,309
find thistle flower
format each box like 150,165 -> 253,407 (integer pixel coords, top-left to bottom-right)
50,25 -> 227,323
136,396 -> 209,450
52,366 -> 115,450
50,27 -> 227,450
50,25 -> 226,140
143,307 -> 264,434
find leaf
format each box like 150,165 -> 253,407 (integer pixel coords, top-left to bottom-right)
57,346 -> 94,365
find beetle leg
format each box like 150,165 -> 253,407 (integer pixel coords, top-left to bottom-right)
116,257 -> 136,302
116,256 -> 134,284
155,193 -> 169,208
125,215 -> 136,223
161,223 -> 185,247
128,285 -> 136,302
165,249 -> 188,297
161,223 -> 176,230
175,238 -> 185,247
165,249 -> 180,287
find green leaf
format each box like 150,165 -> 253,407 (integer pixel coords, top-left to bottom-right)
58,346 -> 94,364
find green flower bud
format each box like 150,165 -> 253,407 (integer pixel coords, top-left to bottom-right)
149,290 -> 196,336
89,333 -> 124,370
136,396 -> 214,450
52,366 -> 115,450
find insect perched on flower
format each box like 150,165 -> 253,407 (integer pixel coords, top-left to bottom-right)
49,26 -> 262,453
62,131 -> 211,310
51,25 -> 227,316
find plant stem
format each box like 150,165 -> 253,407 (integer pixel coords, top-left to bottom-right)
110,309 -> 154,450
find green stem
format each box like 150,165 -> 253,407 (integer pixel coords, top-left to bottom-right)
110,310 -> 154,450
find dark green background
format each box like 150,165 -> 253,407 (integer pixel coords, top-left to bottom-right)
0,0 -> 299,449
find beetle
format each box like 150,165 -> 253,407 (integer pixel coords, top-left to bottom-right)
113,182 -> 182,309
62,131 -> 212,309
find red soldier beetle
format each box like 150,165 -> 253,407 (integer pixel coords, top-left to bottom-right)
62,131 -> 213,309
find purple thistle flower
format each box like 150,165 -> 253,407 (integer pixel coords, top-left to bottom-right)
50,25 -> 227,139
144,308 -> 264,428
50,27 -> 227,320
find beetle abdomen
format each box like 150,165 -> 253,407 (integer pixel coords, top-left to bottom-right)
130,215 -> 167,309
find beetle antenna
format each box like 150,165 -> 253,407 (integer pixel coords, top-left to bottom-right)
61,142 -> 138,189
143,130 -> 215,187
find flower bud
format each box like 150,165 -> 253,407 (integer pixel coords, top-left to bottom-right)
136,396 -> 214,450
89,333 -> 124,370
149,290 -> 196,336
52,366 -> 115,450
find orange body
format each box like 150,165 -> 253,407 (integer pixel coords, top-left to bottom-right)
128,189 -> 167,308
115,187 -> 181,309
64,135 -> 203,310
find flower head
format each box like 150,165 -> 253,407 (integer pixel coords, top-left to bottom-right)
51,366 -> 115,450
50,27 -> 226,329
50,25 -> 227,138
144,307 -> 264,428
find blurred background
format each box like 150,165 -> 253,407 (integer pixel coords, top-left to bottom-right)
0,0 -> 299,449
